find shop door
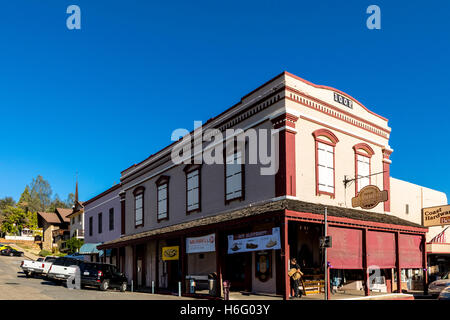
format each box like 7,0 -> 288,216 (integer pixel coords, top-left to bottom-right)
224,253 -> 251,292
167,260 -> 181,292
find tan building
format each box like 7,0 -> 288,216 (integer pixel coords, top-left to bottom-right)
37,208 -> 71,251
98,71 -> 447,298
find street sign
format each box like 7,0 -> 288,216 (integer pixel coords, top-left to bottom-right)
320,236 -> 332,248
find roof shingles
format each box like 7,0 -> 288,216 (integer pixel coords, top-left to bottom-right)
99,199 -> 426,248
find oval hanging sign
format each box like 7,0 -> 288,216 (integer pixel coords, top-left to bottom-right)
352,185 -> 388,209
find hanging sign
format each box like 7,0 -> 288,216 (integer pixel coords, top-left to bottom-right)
352,185 -> 388,209
162,246 -> 179,261
228,227 -> 281,254
422,205 -> 450,227
186,233 -> 215,253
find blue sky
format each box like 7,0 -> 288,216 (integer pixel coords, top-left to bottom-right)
0,0 -> 449,203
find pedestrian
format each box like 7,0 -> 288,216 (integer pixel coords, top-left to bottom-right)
288,258 -> 303,299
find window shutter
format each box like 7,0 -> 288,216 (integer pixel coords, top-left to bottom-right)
225,151 -> 243,200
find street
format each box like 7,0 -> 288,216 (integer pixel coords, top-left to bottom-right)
0,255 -> 191,300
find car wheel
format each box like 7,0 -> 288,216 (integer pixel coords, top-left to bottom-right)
20,253 -> 24,257
9,252 -> 13,257
26,271 -> 32,278
120,282 -> 127,292
100,280 -> 109,291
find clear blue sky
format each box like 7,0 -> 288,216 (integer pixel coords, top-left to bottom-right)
0,0 -> 449,203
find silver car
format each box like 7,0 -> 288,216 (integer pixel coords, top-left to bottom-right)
428,272 -> 450,297
438,286 -> 450,300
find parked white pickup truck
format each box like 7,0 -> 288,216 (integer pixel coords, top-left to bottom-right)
21,256 -> 57,277
47,256 -> 84,282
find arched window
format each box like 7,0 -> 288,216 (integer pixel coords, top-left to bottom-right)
133,186 -> 145,227
156,175 -> 170,222
312,129 -> 339,197
353,143 -> 375,194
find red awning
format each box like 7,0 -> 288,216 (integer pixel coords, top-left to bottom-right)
367,231 -> 396,268
399,234 -> 423,268
328,226 -> 363,269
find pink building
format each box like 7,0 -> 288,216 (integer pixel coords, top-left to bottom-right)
99,71 -> 446,299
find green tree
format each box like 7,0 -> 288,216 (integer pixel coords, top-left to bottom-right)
0,206 -> 28,235
65,192 -> 75,208
65,237 -> 84,254
29,175 -> 53,212
0,197 -> 16,210
17,186 -> 32,210
48,193 -> 69,212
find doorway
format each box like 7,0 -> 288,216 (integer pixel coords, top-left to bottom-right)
223,252 -> 252,292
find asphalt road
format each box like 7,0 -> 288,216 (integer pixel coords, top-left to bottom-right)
0,255 -> 191,300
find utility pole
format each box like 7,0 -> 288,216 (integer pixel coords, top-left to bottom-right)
324,206 -> 328,301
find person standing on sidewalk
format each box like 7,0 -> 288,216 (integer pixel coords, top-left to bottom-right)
289,258 -> 304,299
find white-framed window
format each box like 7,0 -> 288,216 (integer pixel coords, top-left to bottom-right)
317,142 -> 334,194
135,192 -> 143,226
357,154 -> 370,192
187,169 -> 200,212
157,183 -> 168,220
225,150 -> 243,201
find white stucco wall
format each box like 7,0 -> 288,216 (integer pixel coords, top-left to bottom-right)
390,177 -> 448,241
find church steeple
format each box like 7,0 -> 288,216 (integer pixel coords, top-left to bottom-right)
75,173 -> 79,204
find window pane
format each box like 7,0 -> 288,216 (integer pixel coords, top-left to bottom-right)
357,155 -> 370,192
158,185 -> 167,200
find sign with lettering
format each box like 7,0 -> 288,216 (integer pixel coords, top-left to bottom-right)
352,185 -> 388,209
186,233 -> 215,253
422,205 -> 450,227
334,92 -> 353,109
228,227 -> 281,254
162,246 -> 179,261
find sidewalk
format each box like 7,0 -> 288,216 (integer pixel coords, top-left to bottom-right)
228,290 -> 415,300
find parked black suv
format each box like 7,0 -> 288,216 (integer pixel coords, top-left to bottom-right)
79,262 -> 128,292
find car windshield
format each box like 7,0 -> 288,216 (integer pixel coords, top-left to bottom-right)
52,258 -> 65,266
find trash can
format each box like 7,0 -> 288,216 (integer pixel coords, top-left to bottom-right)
209,279 -> 217,296
208,272 -> 217,296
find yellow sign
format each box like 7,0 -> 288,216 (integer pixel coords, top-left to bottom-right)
352,185 -> 388,210
422,205 -> 450,227
162,246 -> 179,261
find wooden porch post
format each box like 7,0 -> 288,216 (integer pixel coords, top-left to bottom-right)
132,245 -> 137,288
215,230 -> 223,298
180,235 -> 186,294
395,232 -> 402,293
281,215 -> 290,300
422,235 -> 428,295
155,239 -> 159,291
363,228 -> 370,296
